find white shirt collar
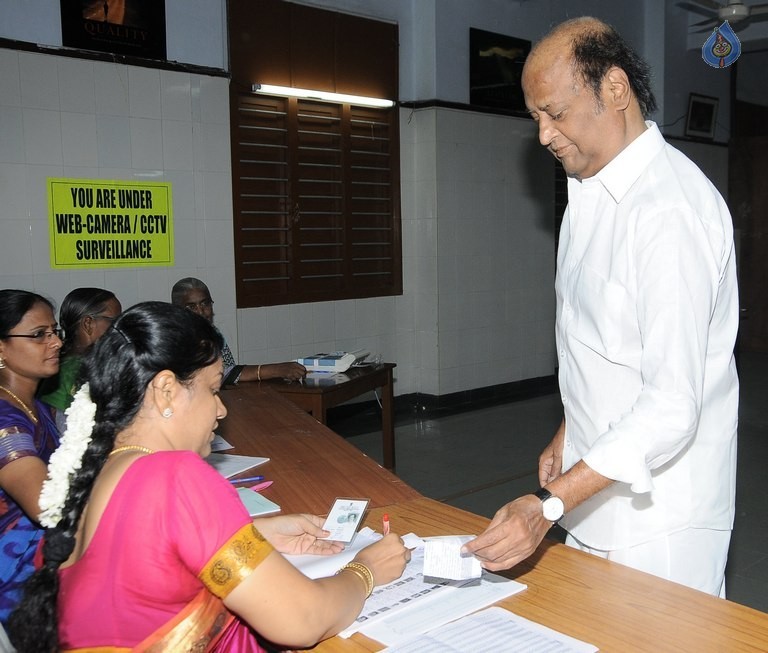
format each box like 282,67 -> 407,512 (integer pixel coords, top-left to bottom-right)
592,121 -> 666,204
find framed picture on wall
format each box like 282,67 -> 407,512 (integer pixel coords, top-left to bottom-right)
685,93 -> 718,140
469,28 -> 530,114
60,0 -> 167,60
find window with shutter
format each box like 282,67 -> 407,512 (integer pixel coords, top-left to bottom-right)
231,90 -> 402,308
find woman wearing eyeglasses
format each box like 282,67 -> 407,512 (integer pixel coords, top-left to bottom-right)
39,288 -> 122,431
0,289 -> 63,625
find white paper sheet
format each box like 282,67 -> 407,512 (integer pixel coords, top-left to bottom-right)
286,528 -> 525,644
338,544 -> 525,640
380,606 -> 598,652
205,453 -> 269,478
352,570 -> 525,643
423,535 -> 482,580
210,434 -> 234,451
284,527 -> 382,579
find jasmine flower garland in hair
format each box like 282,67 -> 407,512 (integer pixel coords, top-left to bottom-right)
39,384 -> 96,528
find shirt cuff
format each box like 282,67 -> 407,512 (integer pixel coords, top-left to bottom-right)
583,434 -> 655,494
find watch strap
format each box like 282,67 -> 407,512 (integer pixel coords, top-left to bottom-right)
533,487 -> 553,502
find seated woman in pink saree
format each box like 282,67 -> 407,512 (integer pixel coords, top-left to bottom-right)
8,302 -> 409,652
58,451 -> 272,651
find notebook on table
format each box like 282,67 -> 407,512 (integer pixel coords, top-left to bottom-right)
236,487 -> 281,516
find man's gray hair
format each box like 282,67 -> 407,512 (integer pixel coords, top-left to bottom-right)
171,277 -> 210,306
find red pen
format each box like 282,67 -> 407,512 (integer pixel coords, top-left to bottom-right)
382,513 -> 390,535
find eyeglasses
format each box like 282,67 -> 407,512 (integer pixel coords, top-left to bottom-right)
4,328 -> 63,343
184,299 -> 214,311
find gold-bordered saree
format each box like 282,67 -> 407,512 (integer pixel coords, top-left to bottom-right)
64,523 -> 273,652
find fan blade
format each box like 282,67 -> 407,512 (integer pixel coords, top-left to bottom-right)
750,5 -> 768,16
678,1 -> 719,18
691,0 -> 725,9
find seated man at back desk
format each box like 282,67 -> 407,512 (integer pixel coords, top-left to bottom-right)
171,277 -> 306,385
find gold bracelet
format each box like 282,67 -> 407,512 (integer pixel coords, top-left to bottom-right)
337,561 -> 374,598
257,365 -> 261,381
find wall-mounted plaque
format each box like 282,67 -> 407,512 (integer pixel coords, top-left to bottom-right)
470,27 -> 530,114
60,0 -> 167,60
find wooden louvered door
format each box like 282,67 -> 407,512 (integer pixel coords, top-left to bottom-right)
231,90 -> 401,308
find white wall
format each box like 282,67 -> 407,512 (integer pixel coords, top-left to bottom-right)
0,0 -> 734,401
0,48 -> 233,323
0,0 -> 227,70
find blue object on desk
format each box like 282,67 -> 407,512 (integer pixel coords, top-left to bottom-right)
230,475 -> 264,484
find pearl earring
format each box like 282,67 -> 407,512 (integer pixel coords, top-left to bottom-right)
162,407 -> 173,418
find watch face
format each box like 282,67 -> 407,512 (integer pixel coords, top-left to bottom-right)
542,496 -> 565,522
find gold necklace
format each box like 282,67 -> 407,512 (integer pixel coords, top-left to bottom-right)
108,445 -> 155,457
0,385 -> 38,424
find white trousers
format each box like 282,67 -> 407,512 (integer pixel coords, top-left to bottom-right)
565,528 -> 730,598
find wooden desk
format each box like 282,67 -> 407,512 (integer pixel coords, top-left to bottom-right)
218,384 -> 768,652
314,498 -> 768,653
219,382 -> 416,515
263,363 -> 397,470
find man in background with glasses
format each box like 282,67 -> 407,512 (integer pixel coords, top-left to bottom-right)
171,277 -> 306,385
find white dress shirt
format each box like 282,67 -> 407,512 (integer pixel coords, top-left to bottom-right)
557,122 -> 739,550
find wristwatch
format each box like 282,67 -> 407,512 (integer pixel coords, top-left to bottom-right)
534,487 -> 564,524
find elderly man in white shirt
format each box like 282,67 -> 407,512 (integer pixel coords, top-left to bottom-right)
462,17 -> 738,597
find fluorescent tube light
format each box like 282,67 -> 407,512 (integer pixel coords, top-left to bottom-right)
252,83 -> 394,108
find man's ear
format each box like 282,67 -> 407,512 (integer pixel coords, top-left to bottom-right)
605,66 -> 632,111
148,370 -> 178,416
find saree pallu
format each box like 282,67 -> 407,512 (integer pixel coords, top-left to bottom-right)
62,589 -> 233,653
0,400 -> 60,623
59,452 -> 273,652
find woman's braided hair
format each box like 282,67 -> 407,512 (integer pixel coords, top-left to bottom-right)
8,301 -> 222,651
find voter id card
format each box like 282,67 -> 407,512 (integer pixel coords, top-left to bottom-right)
321,498 -> 369,542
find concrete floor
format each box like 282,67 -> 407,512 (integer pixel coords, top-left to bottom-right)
336,351 -> 768,613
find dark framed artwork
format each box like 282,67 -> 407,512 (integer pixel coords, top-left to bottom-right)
469,28 -> 531,113
60,0 -> 167,60
685,93 -> 718,140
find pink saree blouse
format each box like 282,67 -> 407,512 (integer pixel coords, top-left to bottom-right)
58,451 -> 273,651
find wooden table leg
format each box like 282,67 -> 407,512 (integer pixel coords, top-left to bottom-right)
309,395 -> 326,424
381,367 -> 395,470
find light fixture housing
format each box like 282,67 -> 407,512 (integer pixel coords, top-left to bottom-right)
252,83 -> 394,108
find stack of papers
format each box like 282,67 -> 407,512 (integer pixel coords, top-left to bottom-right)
210,434 -> 234,452
284,528 -> 527,644
236,487 -> 281,516
206,453 -> 269,478
381,606 -> 598,652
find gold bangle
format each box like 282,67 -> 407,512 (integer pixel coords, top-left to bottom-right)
257,365 -> 261,381
337,561 -> 374,598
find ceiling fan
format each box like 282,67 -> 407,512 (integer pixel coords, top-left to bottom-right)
680,0 -> 768,29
